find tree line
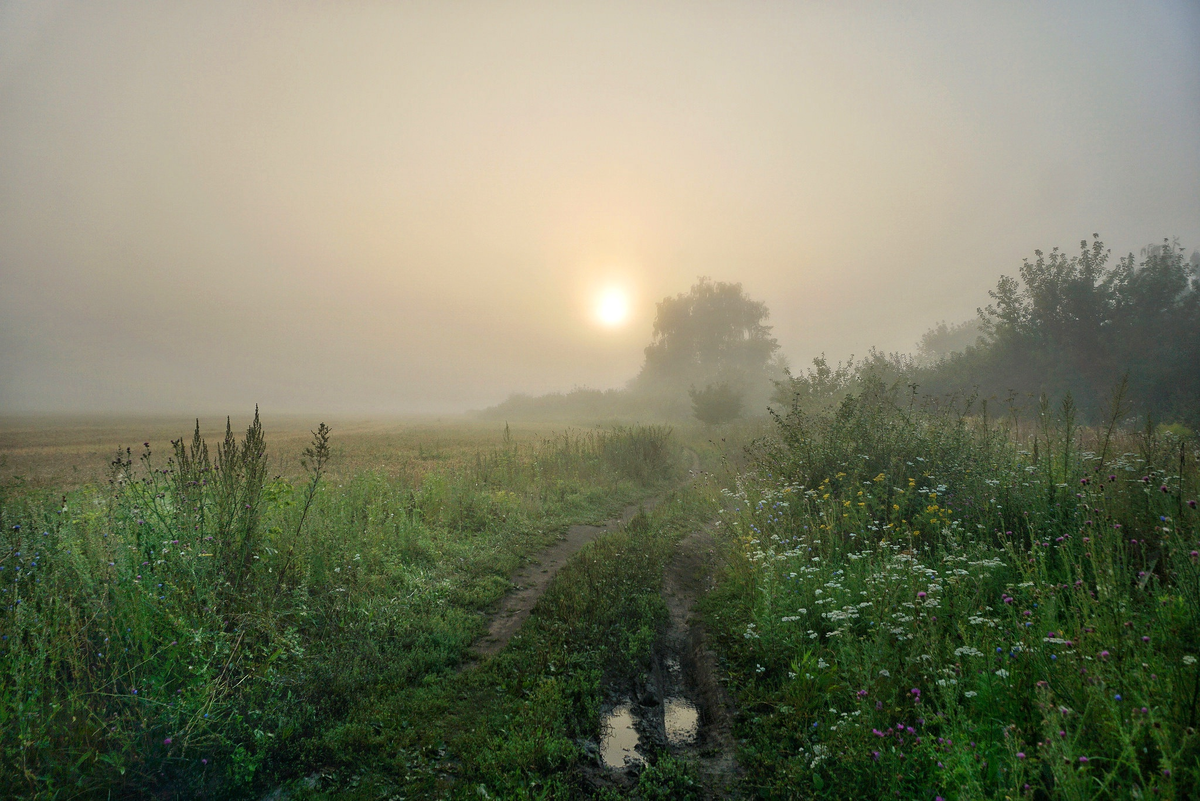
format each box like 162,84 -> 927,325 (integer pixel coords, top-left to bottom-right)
783,235 -> 1200,427
486,235 -> 1198,428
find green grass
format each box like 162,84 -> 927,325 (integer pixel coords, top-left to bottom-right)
0,415 -> 684,797
10,389 -> 1197,799
701,381 -> 1200,799
287,486 -> 715,799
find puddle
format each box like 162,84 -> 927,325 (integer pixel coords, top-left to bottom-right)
664,695 -> 699,745
600,702 -> 644,768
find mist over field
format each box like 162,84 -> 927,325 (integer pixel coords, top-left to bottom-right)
2,1 -> 1198,415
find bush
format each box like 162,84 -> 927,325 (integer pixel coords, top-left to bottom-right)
705,384 -> 1200,799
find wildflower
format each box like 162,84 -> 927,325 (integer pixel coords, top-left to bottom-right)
1099,650 -> 1110,659
1183,655 -> 1197,666
917,591 -> 927,599
164,737 -> 172,745
1079,756 -> 1089,763
1017,752 -> 1026,759
911,688 -> 920,697
1114,694 -> 1122,701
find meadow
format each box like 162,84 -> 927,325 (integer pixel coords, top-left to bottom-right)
0,413 -> 704,797
2,397 -> 1197,799
704,380 -> 1200,799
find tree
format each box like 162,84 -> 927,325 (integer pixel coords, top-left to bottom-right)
918,235 -> 1200,424
636,277 -> 780,389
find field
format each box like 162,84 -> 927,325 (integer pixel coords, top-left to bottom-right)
2,405 -> 1198,799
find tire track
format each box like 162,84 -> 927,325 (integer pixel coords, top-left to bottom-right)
469,449 -> 702,660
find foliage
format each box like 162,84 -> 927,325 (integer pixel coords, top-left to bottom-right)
703,380 -> 1200,799
916,320 -> 983,366
776,237 -> 1200,428
689,382 -> 745,426
482,277 -> 786,423
0,417 -> 683,797
637,277 -> 780,390
940,236 -> 1199,424
636,755 -> 701,800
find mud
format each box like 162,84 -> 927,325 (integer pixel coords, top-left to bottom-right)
599,701 -> 644,769
589,524 -> 740,798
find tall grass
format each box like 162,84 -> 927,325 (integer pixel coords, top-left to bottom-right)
705,377 -> 1200,798
0,415 -> 681,797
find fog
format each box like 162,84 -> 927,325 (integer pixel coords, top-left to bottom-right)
2,1 -> 1198,415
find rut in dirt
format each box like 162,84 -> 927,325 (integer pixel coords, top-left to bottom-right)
594,524 -> 741,799
469,449 -> 702,660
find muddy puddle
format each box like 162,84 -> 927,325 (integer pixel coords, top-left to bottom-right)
664,695 -> 699,744
600,702 -> 643,768
599,689 -> 699,770
589,524 -> 738,797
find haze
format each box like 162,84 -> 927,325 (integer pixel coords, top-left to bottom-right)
2,1 -> 1198,415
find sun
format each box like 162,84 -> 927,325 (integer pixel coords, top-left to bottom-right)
594,287 -> 631,328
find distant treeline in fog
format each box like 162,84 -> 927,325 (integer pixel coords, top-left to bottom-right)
798,236 -> 1200,427
485,237 -> 1200,427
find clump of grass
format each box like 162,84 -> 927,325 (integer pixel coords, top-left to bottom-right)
703,381 -> 1200,799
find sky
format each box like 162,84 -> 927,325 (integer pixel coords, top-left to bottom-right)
2,1 -> 1198,415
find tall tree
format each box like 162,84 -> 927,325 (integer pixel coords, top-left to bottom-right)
637,277 -> 780,388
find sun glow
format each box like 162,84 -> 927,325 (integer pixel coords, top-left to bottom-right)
595,287 -> 631,328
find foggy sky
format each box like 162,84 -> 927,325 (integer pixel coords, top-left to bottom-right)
2,1 -> 1198,415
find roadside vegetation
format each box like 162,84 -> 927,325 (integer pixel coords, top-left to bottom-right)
703,376 -> 1200,799
0,415 -> 685,797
